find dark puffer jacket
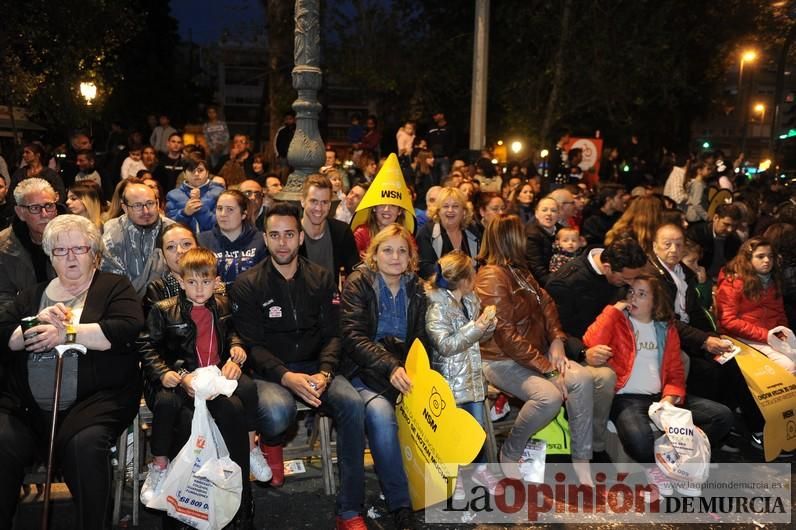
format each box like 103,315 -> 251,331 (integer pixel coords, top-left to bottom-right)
138,292 -> 242,405
340,264 -> 428,401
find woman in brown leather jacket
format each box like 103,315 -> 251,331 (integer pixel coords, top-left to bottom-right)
474,215 -> 594,484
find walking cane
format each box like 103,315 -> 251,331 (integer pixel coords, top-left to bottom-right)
40,324 -> 86,530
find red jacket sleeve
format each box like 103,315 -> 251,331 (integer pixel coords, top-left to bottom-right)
583,305 -> 624,349
716,276 -> 769,342
661,323 -> 686,401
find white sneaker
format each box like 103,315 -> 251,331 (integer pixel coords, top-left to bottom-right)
140,462 -> 168,505
471,465 -> 505,495
250,447 -> 273,482
453,478 -> 466,501
644,467 -> 674,498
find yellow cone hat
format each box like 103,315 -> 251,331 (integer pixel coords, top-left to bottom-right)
351,153 -> 416,233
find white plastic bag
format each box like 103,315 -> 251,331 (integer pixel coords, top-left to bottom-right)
648,401 -> 710,483
147,366 -> 242,530
768,326 -> 796,357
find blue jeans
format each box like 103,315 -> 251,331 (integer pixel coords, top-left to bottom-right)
350,377 -> 411,512
609,393 -> 733,463
254,365 -> 365,517
459,401 -> 487,463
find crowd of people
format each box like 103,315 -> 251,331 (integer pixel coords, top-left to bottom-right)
0,108 -> 795,530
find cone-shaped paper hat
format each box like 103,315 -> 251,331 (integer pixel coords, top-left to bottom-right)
351,153 -> 416,233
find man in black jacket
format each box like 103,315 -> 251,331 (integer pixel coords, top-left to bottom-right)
581,184 -> 625,245
298,174 -> 358,287
229,202 -> 368,528
686,203 -> 742,280
545,236 -> 647,458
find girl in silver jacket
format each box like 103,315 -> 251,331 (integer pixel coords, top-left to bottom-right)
425,250 -> 502,498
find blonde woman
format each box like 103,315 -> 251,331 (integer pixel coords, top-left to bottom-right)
340,224 -> 426,529
416,187 -> 480,279
66,181 -> 105,231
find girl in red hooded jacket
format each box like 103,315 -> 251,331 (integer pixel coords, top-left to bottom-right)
584,275 -> 732,496
715,237 -> 793,374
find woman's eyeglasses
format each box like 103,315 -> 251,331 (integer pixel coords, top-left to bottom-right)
51,246 -> 91,257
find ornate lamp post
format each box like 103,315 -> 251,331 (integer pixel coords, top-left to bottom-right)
279,0 -> 325,201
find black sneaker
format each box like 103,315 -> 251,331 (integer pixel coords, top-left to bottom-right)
392,507 -> 416,530
751,432 -> 794,458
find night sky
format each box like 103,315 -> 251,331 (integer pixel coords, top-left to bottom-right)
172,0 -> 265,44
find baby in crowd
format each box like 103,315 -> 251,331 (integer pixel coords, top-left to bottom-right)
549,227 -> 584,274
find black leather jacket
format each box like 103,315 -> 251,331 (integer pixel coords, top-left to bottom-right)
340,264 -> 428,400
138,292 -> 242,402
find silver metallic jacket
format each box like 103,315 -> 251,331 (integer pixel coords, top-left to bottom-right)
425,288 -> 494,404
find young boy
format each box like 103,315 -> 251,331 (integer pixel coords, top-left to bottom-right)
121,143 -> 147,180
549,226 -> 583,274
165,159 -> 224,232
138,248 -> 270,522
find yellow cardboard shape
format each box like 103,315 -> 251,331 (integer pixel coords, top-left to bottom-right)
396,339 -> 485,510
725,336 -> 796,461
350,153 -> 416,233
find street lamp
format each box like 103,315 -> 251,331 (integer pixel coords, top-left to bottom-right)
510,140 -> 523,155
79,82 -> 97,106
754,102 -> 766,122
739,49 -> 759,154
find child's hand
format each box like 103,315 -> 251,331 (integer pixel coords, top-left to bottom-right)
184,197 -> 202,216
613,301 -> 628,311
161,370 -> 182,388
476,305 -> 497,330
222,359 -> 242,381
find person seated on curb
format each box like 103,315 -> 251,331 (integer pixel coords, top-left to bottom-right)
230,202 -> 369,530
583,275 -> 733,498
475,215 -> 594,485
138,248 -> 270,528
425,251 -> 502,500
340,223 -> 426,530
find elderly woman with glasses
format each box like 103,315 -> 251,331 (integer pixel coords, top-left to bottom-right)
0,214 -> 144,530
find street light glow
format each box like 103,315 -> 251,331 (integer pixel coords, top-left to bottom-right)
741,50 -> 758,63
754,103 -> 765,113
79,82 -> 97,105
496,140 -> 504,146
510,140 -> 523,154
540,149 -> 549,158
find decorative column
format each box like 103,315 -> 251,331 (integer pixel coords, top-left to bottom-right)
280,0 -> 325,200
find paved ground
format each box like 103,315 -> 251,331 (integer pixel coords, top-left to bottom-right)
12,411 -> 795,529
